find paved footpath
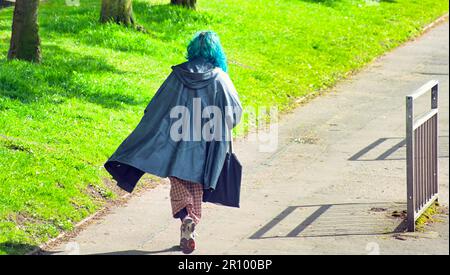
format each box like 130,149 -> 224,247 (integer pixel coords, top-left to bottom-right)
50,22 -> 449,255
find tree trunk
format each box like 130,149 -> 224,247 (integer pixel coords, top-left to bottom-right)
171,0 -> 197,9
100,0 -> 135,26
8,0 -> 41,63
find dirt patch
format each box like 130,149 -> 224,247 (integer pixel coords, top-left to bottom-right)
8,212 -> 42,229
391,210 -> 407,220
291,132 -> 320,145
370,207 -> 388,213
102,178 -> 128,198
0,138 -> 34,154
86,184 -> 108,201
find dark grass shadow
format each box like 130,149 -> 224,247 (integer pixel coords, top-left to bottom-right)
0,1 -> 217,110
39,3 -> 98,36
0,1 -> 14,9
0,24 -> 10,32
133,2 -> 217,42
0,1 -> 217,73
298,0 -> 396,7
297,0 -> 345,7
71,2 -> 217,54
0,44 -> 144,108
36,1 -> 216,55
0,242 -> 40,255
0,4 -> 13,31
1,1 -> 97,34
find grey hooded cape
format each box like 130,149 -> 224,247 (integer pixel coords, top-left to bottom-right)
104,58 -> 242,192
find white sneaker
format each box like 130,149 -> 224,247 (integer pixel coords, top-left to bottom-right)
180,217 -> 196,254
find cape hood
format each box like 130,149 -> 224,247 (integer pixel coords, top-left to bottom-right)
172,58 -> 221,89
104,58 -> 242,192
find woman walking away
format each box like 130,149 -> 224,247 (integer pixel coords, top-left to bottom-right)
104,31 -> 242,254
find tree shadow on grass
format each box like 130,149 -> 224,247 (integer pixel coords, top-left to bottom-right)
0,1 -> 212,109
298,0 -> 396,7
0,242 -> 40,255
0,5 -> 13,32
0,44 -> 143,109
39,2 -> 98,36
134,2 -> 217,42
38,2 -> 216,56
0,1 -> 14,11
297,0 -> 345,7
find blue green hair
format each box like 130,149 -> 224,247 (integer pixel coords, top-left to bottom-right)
187,31 -> 228,72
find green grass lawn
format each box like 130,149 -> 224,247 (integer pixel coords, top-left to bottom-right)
0,0 -> 448,254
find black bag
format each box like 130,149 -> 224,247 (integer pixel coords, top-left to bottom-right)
202,139 -> 242,208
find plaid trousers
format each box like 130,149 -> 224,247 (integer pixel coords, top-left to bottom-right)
169,177 -> 203,224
